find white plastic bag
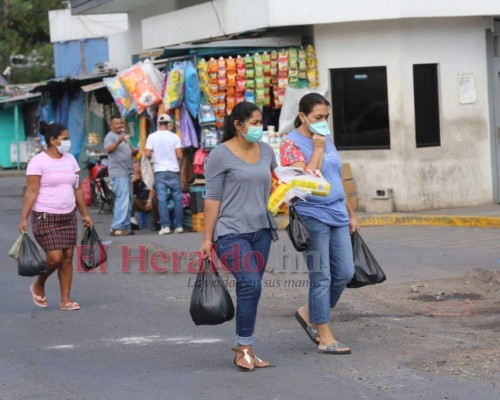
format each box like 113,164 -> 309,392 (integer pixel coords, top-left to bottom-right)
141,155 -> 155,190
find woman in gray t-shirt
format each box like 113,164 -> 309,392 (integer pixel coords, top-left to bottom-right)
201,102 -> 277,371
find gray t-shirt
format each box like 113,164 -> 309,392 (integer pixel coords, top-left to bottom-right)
205,142 -> 278,240
104,131 -> 133,177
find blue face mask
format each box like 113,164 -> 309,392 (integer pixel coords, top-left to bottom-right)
242,125 -> 264,143
307,119 -> 331,136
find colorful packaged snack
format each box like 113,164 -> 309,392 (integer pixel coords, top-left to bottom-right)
268,167 -> 331,215
197,58 -> 213,104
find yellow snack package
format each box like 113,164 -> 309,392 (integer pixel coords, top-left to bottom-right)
268,167 -> 331,215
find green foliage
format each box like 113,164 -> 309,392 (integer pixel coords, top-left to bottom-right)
0,0 -> 65,83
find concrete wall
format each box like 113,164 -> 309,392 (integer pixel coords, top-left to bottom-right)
314,17 -> 494,211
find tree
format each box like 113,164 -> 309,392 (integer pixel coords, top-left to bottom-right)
0,0 -> 65,83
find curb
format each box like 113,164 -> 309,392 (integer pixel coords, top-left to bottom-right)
275,214 -> 500,229
358,214 -> 500,229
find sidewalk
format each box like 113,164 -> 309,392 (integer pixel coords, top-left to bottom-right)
275,203 -> 500,229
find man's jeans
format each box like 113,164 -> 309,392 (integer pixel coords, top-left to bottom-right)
154,171 -> 183,229
216,229 -> 272,346
111,176 -> 132,231
301,216 -> 354,324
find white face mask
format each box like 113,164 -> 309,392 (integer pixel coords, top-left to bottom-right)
56,140 -> 71,154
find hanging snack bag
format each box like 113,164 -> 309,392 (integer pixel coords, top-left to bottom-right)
244,89 -> 255,104
306,45 -> 319,88
278,50 -> 289,77
197,58 -> 213,104
226,56 -> 236,71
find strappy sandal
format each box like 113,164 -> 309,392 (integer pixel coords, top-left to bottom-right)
295,311 -> 320,345
318,341 -> 351,355
252,355 -> 275,368
232,347 -> 254,371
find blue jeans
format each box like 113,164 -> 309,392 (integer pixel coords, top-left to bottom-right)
216,229 -> 272,346
301,216 -> 354,324
111,176 -> 132,231
135,211 -> 152,229
155,171 -> 183,229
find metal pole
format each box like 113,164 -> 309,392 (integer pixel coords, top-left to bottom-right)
14,104 -> 20,170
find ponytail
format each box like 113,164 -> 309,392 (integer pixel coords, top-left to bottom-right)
294,115 -> 302,128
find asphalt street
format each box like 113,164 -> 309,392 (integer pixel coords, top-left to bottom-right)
1,176 -> 499,400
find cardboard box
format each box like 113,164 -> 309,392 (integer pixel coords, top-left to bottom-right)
342,180 -> 357,198
342,163 -> 353,182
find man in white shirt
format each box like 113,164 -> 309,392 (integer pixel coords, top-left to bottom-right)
145,114 -> 184,235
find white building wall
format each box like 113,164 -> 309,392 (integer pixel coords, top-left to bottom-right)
141,0 -> 271,49
138,0 -> 500,49
314,17 -> 493,211
269,0 -> 500,26
49,9 -> 128,43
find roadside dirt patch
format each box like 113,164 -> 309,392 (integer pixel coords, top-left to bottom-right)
348,268 -> 500,385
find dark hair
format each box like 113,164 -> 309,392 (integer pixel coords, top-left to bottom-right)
222,102 -> 260,142
40,123 -> 67,147
294,93 -> 330,128
110,114 -> 123,123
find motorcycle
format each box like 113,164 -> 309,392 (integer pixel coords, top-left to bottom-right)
84,155 -> 115,214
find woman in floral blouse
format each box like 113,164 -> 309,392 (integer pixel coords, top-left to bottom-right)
280,93 -> 360,355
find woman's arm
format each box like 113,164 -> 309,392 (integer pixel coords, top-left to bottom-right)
19,176 -> 41,233
74,173 -> 93,227
281,135 -> 326,170
345,194 -> 360,233
200,199 -> 221,259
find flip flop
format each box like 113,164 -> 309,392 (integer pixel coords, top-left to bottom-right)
60,302 -> 80,311
318,341 -> 351,355
295,311 -> 320,345
29,283 -> 47,308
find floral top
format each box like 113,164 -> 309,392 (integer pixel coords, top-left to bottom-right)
280,138 -> 306,166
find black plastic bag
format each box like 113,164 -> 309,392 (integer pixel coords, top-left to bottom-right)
347,232 -> 386,288
18,234 -> 48,277
189,259 -> 235,325
286,205 -> 310,252
80,227 -> 107,270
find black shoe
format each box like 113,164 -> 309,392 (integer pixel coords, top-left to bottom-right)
131,223 -> 140,231
151,223 -> 161,232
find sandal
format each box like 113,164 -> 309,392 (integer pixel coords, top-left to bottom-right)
252,355 -> 274,368
60,302 -> 80,311
295,311 -> 320,345
232,347 -> 254,371
318,341 -> 351,355
29,283 -> 47,308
